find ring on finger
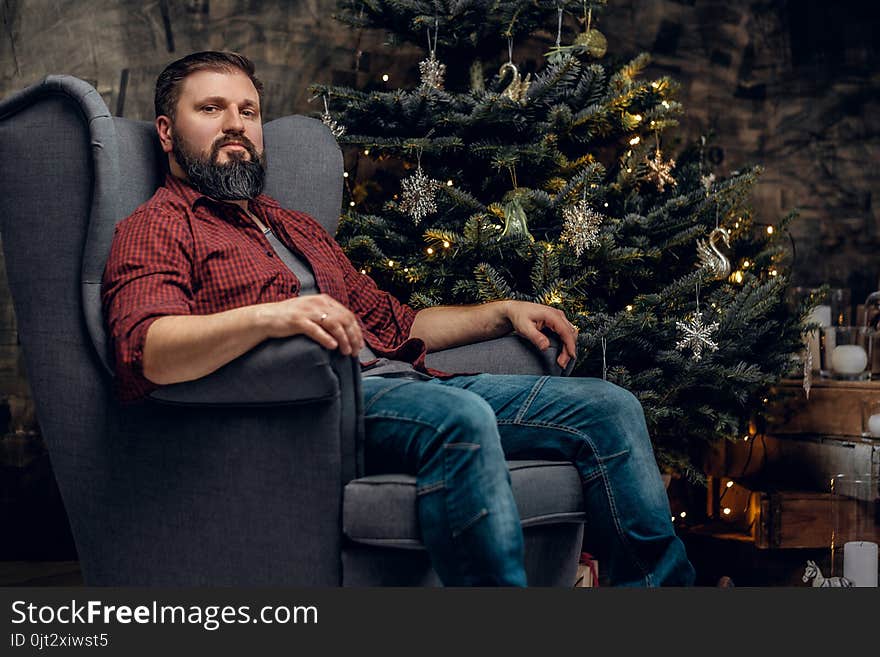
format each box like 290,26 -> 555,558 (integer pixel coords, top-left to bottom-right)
319,312 -> 328,323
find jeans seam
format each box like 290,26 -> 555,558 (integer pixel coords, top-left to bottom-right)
451,508 -> 489,538
513,375 -> 550,423
363,413 -> 439,432
363,379 -> 419,412
443,442 -> 481,451
497,417 -> 583,437
417,480 -> 445,496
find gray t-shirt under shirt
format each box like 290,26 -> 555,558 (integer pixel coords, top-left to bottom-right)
263,228 -> 433,380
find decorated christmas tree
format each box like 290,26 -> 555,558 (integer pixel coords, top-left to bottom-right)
309,0 -> 807,478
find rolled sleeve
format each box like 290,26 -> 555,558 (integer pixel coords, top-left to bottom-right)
101,209 -> 194,402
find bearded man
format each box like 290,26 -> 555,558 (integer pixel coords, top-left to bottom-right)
101,51 -> 695,587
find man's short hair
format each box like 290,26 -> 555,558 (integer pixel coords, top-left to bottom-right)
154,51 -> 264,120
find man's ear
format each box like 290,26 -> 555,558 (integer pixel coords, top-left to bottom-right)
156,115 -> 174,154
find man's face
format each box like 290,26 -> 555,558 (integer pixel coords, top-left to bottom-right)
157,69 -> 266,200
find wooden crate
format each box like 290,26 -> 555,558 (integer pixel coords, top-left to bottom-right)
706,478 -> 879,549
766,378 -> 880,438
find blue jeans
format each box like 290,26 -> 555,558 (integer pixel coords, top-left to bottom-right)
362,373 -> 695,587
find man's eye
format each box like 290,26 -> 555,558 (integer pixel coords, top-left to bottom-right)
202,106 -> 218,113
242,109 -> 257,118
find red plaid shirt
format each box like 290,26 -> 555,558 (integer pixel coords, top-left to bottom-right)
102,174 -> 451,402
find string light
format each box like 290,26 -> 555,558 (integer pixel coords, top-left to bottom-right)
442,240 -> 450,248
662,101 -> 670,109
629,136 -> 641,145
349,201 -> 355,207
651,81 -> 659,88
726,481 -> 734,488
446,180 -> 453,186
364,149 -> 370,155
766,226 -> 774,235
626,167 -> 632,173
382,74 -> 389,82
360,269 -> 366,274
723,507 -> 731,515
426,247 -> 434,255
633,114 -> 643,122
387,260 -> 394,267
679,511 -> 686,519
343,172 -> 349,178
626,305 -> 633,312
742,259 -> 750,268
770,268 -> 778,277
731,271 -> 744,283
604,202 -> 609,207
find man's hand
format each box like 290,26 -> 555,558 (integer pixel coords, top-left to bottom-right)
258,293 -> 365,356
505,300 -> 579,369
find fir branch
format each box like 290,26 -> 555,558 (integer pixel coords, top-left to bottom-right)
474,262 -> 515,301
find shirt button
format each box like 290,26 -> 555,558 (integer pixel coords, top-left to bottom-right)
266,251 -> 274,257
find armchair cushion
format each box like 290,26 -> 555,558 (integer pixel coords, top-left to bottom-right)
343,460 -> 585,548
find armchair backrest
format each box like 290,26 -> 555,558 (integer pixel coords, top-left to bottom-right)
0,76 -> 347,584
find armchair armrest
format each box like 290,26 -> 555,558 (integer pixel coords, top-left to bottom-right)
425,329 -> 576,376
148,334 -> 365,482
148,335 -> 360,406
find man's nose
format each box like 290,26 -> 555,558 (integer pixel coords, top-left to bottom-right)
222,106 -> 245,132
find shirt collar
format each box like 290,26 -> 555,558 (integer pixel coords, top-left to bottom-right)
163,173 -> 281,212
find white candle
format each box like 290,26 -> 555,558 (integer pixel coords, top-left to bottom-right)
831,345 -> 868,375
843,541 -> 879,587
869,414 -> 880,437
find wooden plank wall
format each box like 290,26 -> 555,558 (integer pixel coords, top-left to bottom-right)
0,0 -> 877,433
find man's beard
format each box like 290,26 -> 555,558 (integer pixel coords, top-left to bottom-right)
172,131 -> 266,201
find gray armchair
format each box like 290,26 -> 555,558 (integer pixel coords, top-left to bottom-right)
0,75 -> 585,586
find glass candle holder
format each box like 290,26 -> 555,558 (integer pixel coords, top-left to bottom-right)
822,326 -> 872,381
830,472 -> 879,587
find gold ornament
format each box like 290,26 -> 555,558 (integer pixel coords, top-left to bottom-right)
696,227 -> 731,280
644,149 -> 676,192
574,28 -> 607,58
498,62 -> 531,103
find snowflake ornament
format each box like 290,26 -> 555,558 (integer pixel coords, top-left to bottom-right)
700,173 -> 716,195
675,313 -> 719,362
561,198 -> 604,256
419,52 -> 446,91
399,167 -> 441,223
321,113 -> 345,138
320,95 -> 345,138
645,149 -> 677,192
